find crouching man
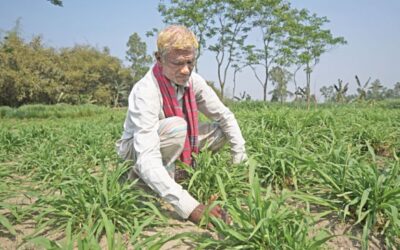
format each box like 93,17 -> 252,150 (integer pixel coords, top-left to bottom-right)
116,25 -> 247,225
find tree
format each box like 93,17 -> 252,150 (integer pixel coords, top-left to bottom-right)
0,30 -> 63,106
320,85 -> 335,103
156,0 -> 253,99
126,32 -> 152,84
355,75 -> 371,101
0,24 -> 132,107
392,82 -> 400,98
268,66 -> 292,103
234,91 -> 251,101
231,41 -> 252,99
367,79 -> 384,100
288,9 -> 346,108
246,0 -> 296,101
333,79 -> 348,103
207,0 -> 253,99
157,0 -> 215,70
47,0 -> 62,6
110,69 -> 133,107
60,45 -> 132,106
231,64 -> 243,100
382,87 -> 395,99
294,87 -> 306,102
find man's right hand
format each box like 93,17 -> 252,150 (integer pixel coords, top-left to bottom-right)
188,203 -> 231,227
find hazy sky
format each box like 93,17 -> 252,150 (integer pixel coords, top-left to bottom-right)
1,0 -> 399,100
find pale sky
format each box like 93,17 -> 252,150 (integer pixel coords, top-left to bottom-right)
1,0 -> 399,100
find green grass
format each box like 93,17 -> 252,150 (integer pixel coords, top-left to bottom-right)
0,101 -> 399,249
0,103 -> 110,119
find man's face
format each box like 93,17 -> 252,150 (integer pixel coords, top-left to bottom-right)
158,48 -> 196,85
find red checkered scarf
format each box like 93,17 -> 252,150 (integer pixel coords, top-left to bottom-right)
152,62 -> 199,166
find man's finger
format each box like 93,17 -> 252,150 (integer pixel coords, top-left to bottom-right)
221,209 -> 232,224
210,209 -> 221,218
208,194 -> 219,204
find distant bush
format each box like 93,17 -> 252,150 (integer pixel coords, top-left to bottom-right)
0,28 -> 133,107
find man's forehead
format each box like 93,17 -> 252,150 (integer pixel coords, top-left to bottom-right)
166,48 -> 195,58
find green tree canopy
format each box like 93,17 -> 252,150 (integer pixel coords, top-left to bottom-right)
47,0 -> 62,6
0,28 -> 132,107
245,0 -> 296,101
288,9 -> 346,107
269,66 -> 292,103
367,79 -> 384,100
157,0 -> 215,69
126,32 -> 152,83
0,31 -> 63,106
320,85 -> 335,103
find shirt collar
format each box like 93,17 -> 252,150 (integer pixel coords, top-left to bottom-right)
172,80 -> 190,89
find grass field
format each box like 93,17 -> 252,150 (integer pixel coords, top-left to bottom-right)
0,101 -> 399,249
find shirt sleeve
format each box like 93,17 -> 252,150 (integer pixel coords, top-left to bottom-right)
192,73 -> 247,163
127,77 -> 199,219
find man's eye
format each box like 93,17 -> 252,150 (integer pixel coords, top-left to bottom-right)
172,62 -> 185,66
171,61 -> 194,67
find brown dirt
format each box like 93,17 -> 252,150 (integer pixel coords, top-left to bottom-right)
374,143 -> 393,158
311,214 -> 386,250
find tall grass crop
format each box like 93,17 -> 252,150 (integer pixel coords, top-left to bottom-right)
190,173 -> 332,249
1,102 -> 399,248
179,150 -> 249,203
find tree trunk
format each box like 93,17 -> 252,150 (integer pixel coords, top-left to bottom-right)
220,83 -> 225,101
306,64 -> 311,110
232,70 -> 237,99
114,93 -> 119,108
263,84 -> 267,101
263,67 -> 269,102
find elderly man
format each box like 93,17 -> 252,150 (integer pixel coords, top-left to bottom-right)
116,25 -> 247,225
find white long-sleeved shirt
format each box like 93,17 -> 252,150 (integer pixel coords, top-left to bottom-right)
117,67 -> 247,219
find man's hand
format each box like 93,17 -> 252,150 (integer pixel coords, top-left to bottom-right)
188,195 -> 231,227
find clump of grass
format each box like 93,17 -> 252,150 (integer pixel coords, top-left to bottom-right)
27,163 -> 166,244
179,149 -> 249,204
303,144 -> 400,249
192,174 -> 332,249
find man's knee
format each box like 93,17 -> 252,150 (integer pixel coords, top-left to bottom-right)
159,116 -> 187,140
210,124 -> 227,152
198,122 -> 226,152
159,116 -> 187,156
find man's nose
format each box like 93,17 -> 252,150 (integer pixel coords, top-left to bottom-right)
180,64 -> 190,75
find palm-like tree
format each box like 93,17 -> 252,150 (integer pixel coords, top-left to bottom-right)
234,91 -> 251,101
355,75 -> 371,101
334,79 -> 349,103
294,87 -> 307,102
111,80 -> 129,107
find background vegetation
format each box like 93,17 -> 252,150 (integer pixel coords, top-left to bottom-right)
0,22 -> 151,107
2,0 -> 399,108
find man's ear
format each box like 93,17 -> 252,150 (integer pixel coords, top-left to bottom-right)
155,52 -> 161,62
